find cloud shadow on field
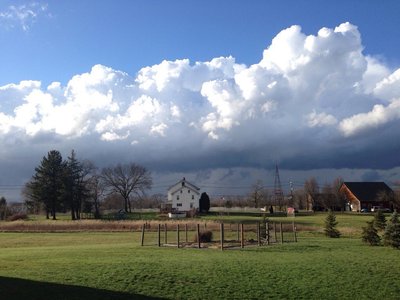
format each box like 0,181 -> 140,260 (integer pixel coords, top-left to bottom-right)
0,276 -> 164,300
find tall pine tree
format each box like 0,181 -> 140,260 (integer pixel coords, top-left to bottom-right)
383,211 -> 400,249
30,150 -> 65,220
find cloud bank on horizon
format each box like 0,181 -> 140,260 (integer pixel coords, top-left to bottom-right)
1,22 -> 400,177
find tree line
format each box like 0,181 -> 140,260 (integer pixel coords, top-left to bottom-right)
24,150 -> 152,220
211,177 -> 346,210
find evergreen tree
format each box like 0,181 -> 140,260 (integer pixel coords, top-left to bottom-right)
64,150 -> 89,220
0,197 -> 7,220
30,150 -> 65,220
324,210 -> 341,238
373,210 -> 387,230
199,192 -> 210,213
361,220 -> 381,246
383,211 -> 400,249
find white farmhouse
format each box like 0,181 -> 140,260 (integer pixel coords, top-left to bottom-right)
167,178 -> 200,212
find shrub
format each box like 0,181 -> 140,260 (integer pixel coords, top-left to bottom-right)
194,230 -> 213,242
361,220 -> 381,246
383,211 -> 400,249
324,210 -> 341,238
186,209 -> 198,218
373,210 -> 387,230
7,213 -> 28,221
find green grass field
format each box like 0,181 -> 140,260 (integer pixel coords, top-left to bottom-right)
1,213 -> 399,299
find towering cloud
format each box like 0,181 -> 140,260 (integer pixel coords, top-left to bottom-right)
0,22 -> 399,183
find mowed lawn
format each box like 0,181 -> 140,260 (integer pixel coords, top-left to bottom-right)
1,223 -> 400,300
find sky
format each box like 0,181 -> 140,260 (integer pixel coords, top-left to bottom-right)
1,0 -> 400,201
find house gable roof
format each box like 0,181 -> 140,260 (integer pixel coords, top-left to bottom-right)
341,182 -> 393,202
168,178 -> 200,195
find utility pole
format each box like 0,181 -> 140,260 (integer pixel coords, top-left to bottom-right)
289,180 -> 294,207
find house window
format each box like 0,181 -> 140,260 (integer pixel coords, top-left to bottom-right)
192,195 -> 194,200
190,203 -> 193,208
188,190 -> 190,193
180,190 -> 183,193
177,203 -> 182,207
177,195 -> 179,200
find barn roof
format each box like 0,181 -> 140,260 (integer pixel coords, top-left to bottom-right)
341,182 -> 393,202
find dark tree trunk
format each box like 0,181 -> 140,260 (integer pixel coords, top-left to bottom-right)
94,201 -> 100,219
124,198 -> 129,213
52,198 -> 57,220
128,199 -> 132,213
70,201 -> 76,220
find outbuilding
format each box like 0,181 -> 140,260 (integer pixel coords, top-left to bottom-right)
340,182 -> 394,212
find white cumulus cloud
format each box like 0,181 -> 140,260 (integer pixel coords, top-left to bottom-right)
339,99 -> 400,136
0,22 -> 400,182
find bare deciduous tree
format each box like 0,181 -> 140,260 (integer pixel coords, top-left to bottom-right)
332,177 -> 345,210
305,177 -> 319,197
304,177 -> 319,211
377,189 -> 396,210
249,180 -> 269,207
293,189 -> 306,210
85,164 -> 105,219
101,163 -> 152,213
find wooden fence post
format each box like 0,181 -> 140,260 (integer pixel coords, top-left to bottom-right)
266,220 -> 270,245
241,223 -> 244,248
220,223 -> 224,251
237,223 -> 240,241
257,222 -> 261,246
274,222 -> 277,242
280,222 -> 283,244
197,224 -> 201,249
177,224 -> 180,248
293,221 -> 297,243
164,223 -> 167,245
158,223 -> 161,247
185,224 -> 188,243
140,223 -> 145,246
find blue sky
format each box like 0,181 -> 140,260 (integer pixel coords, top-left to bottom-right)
1,0 -> 399,86
1,1 -> 400,201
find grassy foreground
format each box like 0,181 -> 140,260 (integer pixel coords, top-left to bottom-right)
1,230 -> 400,299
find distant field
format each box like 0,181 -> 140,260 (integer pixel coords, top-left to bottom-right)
0,212 -> 399,299
0,211 -> 375,235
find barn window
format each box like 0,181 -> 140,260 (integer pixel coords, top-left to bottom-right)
177,203 -> 182,207
192,195 -> 194,200
177,195 -> 179,200
188,190 -> 190,193
190,203 -> 193,208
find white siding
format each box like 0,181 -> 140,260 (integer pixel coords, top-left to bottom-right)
167,179 -> 200,212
